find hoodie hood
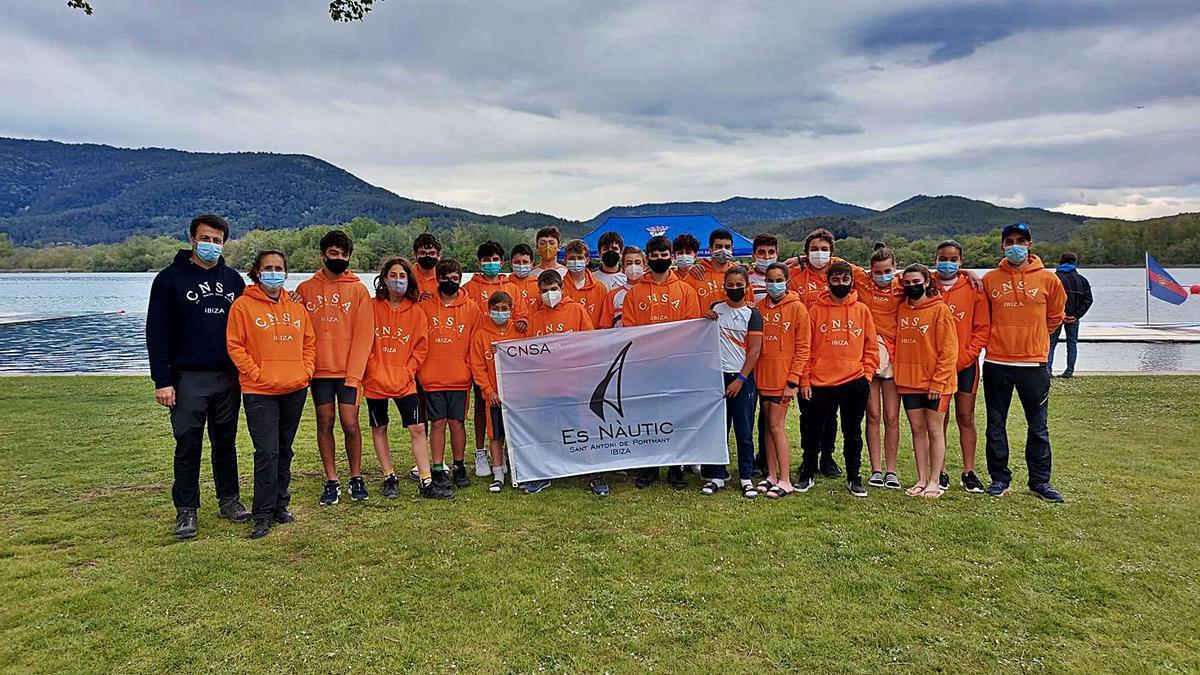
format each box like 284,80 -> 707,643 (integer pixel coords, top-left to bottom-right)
998,253 -> 1045,299
814,288 -> 859,307
243,283 -> 285,303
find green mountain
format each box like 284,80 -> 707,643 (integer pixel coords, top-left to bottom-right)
0,137 -> 581,244
590,195 -> 876,228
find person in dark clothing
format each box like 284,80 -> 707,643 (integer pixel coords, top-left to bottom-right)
1049,252 -> 1093,378
146,214 -> 248,539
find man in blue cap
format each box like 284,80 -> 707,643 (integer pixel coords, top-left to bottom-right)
979,223 -> 1067,502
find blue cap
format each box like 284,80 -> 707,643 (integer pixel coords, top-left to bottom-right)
1001,222 -> 1031,240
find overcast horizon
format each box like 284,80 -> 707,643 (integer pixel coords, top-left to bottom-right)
3,1 -> 1198,222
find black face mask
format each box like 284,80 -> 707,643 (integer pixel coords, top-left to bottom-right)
829,283 -> 852,299
324,258 -> 350,275
904,284 -> 927,301
647,258 -> 672,274
725,287 -> 746,302
438,280 -> 460,296
601,250 -> 621,268
417,255 -> 438,270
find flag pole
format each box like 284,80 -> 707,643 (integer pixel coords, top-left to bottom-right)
1144,251 -> 1150,326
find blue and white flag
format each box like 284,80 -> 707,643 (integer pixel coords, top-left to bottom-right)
495,319 -> 728,483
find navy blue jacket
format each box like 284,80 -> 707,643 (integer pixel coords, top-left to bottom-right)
1055,268 -> 1093,320
146,249 -> 245,388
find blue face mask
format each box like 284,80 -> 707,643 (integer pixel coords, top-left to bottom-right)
765,281 -> 787,298
480,261 -> 502,277
386,279 -> 408,295
490,310 -> 511,325
1004,244 -> 1029,266
195,241 -> 222,263
259,271 -> 286,290
566,259 -> 587,273
936,260 -> 960,278
873,272 -> 894,286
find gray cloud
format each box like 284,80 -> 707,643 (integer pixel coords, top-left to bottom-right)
1,0 -> 1198,220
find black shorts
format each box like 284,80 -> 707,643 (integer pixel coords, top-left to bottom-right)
901,392 -> 951,412
311,377 -> 360,406
366,394 -> 422,428
759,394 -> 783,404
424,390 -> 468,421
956,362 -> 979,394
488,406 -> 506,440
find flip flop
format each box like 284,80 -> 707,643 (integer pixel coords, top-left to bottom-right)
765,484 -> 794,499
906,484 -> 927,497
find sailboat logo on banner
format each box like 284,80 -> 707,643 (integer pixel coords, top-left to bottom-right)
589,342 -> 633,421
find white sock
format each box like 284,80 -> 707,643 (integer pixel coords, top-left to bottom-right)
712,478 -> 726,488
475,447 -> 486,455
741,479 -> 752,488
492,466 -> 505,481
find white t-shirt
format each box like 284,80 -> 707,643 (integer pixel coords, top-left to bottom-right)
712,302 -> 763,373
608,285 -> 631,327
593,269 -> 627,291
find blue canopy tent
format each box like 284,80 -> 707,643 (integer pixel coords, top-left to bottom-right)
579,214 -> 755,256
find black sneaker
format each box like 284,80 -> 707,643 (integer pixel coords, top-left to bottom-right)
589,476 -> 610,496
1060,371 -> 1074,379
819,456 -> 842,478
985,480 -> 1010,497
217,498 -> 251,523
381,474 -> 399,499
273,508 -> 295,524
319,480 -> 340,506
348,476 -> 369,501
960,471 -> 985,493
174,508 -> 197,540
1030,482 -> 1065,503
432,470 -> 453,491
452,464 -> 471,488
419,478 -> 455,500
666,466 -> 687,490
794,475 -> 815,493
635,467 -> 659,489
249,518 -> 271,539
846,476 -> 868,498
939,472 -> 950,490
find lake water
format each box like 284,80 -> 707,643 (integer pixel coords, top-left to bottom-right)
0,268 -> 1197,374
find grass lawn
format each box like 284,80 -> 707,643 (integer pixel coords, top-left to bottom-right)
1,375 -> 1198,673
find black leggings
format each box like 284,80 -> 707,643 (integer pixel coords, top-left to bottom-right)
244,388 -> 307,519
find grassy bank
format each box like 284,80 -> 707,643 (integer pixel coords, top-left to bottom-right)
1,376 -> 1198,673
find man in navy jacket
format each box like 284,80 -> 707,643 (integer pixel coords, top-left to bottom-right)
146,214 -> 247,539
1049,252 -> 1093,378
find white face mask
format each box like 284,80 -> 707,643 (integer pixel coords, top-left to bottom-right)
541,289 -> 562,308
675,254 -> 695,268
808,250 -> 831,268
625,264 -> 645,281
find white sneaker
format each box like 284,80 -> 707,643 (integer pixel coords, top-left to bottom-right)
474,448 -> 491,476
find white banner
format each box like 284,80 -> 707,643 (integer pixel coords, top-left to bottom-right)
495,319 -> 729,483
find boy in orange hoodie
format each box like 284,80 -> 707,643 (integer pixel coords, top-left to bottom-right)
798,261 -> 879,497
363,257 -> 453,501
226,251 -> 316,538
464,240 -> 529,479
623,235 -> 701,490
894,264 -> 959,499
295,230 -> 375,506
508,243 -> 540,313
682,228 -> 738,305
469,291 -> 523,493
411,232 -> 442,301
419,258 -> 482,491
522,270 -> 597,495
933,240 -> 990,493
562,239 -> 609,327
981,223 -> 1066,502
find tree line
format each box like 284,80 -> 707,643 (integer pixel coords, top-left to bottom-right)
0,213 -> 1196,273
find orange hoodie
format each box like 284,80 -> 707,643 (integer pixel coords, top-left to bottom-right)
418,289 -> 482,391
802,289 -> 879,387
754,291 -> 812,396
363,298 -> 429,399
527,299 -> 595,336
509,273 -> 541,312
938,273 -> 991,370
295,270 -> 375,387
855,276 -> 904,349
981,254 -> 1066,364
469,317 -> 523,401
787,257 -> 869,306
226,284 -> 316,395
894,297 -> 959,395
413,265 -> 439,298
463,274 -> 528,320
679,260 -> 728,306
621,274 -> 701,326
562,269 -> 609,327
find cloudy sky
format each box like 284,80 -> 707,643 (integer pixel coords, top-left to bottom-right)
3,0 -> 1198,220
